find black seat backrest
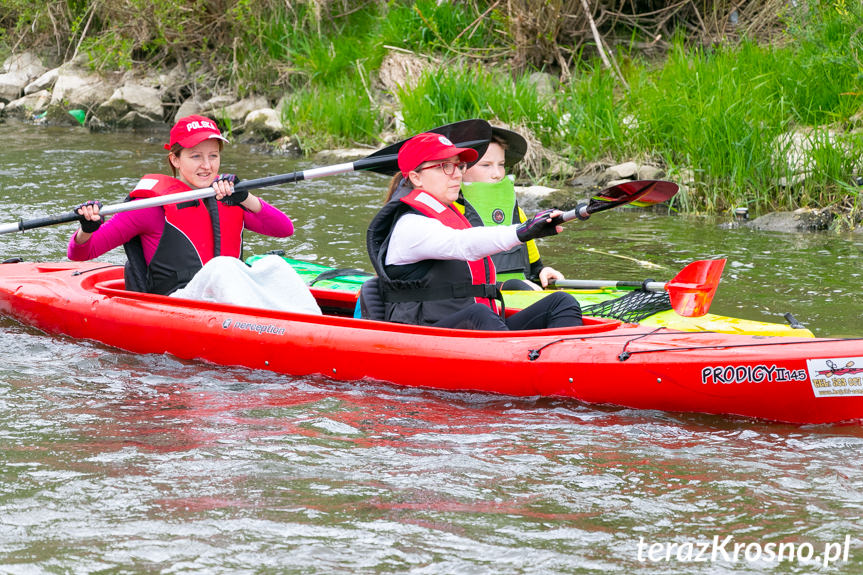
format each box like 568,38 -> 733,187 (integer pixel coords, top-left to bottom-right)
359,277 -> 386,321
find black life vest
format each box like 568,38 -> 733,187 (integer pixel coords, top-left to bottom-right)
366,189 -> 501,326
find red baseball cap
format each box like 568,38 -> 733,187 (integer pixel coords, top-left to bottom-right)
398,132 -> 479,176
164,115 -> 229,150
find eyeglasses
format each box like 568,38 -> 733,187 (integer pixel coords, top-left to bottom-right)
417,161 -> 468,176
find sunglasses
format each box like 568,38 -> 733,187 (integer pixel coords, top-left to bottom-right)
416,161 -> 468,176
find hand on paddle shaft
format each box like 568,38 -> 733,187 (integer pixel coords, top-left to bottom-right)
72,173 -> 245,235
75,200 -> 103,234
213,174 -> 247,206
516,209 -> 565,243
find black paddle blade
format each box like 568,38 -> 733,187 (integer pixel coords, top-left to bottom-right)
587,180 -> 678,215
356,119 -> 493,176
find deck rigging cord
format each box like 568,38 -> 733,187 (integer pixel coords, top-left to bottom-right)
527,329 -> 861,362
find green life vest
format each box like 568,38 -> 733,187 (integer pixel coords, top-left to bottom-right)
461,177 -> 518,227
461,177 -> 530,281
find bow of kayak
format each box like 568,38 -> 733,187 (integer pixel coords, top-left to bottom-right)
0,260 -> 859,424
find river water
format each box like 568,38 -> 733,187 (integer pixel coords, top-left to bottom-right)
1,122 -> 862,573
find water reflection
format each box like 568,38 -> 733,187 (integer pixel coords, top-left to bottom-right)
5,338 -> 863,573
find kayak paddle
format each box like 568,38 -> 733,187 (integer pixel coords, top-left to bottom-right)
0,119 -> 492,236
549,259 -> 727,317
561,180 -> 678,222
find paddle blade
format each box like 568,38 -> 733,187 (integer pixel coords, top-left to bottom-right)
666,259 -> 726,317
587,180 -> 679,215
360,119 -> 492,176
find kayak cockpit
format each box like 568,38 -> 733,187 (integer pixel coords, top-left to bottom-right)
85,267 -> 623,336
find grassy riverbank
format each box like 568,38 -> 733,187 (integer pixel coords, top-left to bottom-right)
1,1 -> 861,218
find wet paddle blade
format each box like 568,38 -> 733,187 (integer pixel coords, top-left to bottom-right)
666,259 -> 726,317
560,180 -> 680,222
587,180 -> 679,214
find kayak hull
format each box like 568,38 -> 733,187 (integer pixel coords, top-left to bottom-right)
0,261 -> 860,424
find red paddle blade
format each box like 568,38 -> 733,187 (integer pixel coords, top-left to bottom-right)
666,259 -> 726,317
587,180 -> 679,214
628,180 -> 679,206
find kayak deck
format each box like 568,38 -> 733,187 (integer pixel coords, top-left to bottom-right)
251,254 -> 815,337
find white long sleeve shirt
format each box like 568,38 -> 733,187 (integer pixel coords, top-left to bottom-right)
385,212 -> 521,266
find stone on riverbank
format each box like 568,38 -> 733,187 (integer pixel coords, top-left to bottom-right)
0,52 -> 48,103
747,207 -> 835,232
378,50 -> 429,95
0,50 -> 290,145
515,185 -> 558,213
24,68 -> 59,96
50,62 -> 118,110
213,95 -> 269,126
241,108 -> 284,142
4,90 -> 51,118
96,83 -> 163,126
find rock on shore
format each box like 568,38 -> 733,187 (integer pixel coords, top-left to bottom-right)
0,51 -> 300,156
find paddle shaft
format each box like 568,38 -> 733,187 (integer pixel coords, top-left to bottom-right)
0,122 -> 491,235
550,279 -> 668,292
561,204 -> 591,222
0,172 -> 304,235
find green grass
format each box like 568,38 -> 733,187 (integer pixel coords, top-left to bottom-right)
616,8 -> 863,213
379,0 -> 498,53
397,64 -> 552,134
399,2 -> 862,215
280,76 -> 383,150
555,66 -> 625,161
231,0 -> 496,94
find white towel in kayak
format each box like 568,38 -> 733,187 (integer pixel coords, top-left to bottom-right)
171,254 -> 322,315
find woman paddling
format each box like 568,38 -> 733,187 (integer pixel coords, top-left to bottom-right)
366,132 -> 582,330
68,115 -> 320,313
458,127 -> 565,290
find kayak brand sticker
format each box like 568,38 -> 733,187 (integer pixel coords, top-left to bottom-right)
221,317 -> 286,336
806,357 -> 863,397
701,364 -> 807,385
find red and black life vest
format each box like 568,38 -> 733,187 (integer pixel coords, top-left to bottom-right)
366,188 -> 501,326
123,174 -> 245,295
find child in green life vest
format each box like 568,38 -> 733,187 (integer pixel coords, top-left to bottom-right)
456,127 -> 565,290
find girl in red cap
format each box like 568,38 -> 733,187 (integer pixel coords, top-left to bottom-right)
365,132 -> 581,330
67,116 -> 315,311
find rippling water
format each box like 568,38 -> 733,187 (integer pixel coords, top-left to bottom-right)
1,122 -> 862,573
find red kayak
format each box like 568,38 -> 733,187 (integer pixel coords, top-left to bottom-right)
1,261 -> 861,424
